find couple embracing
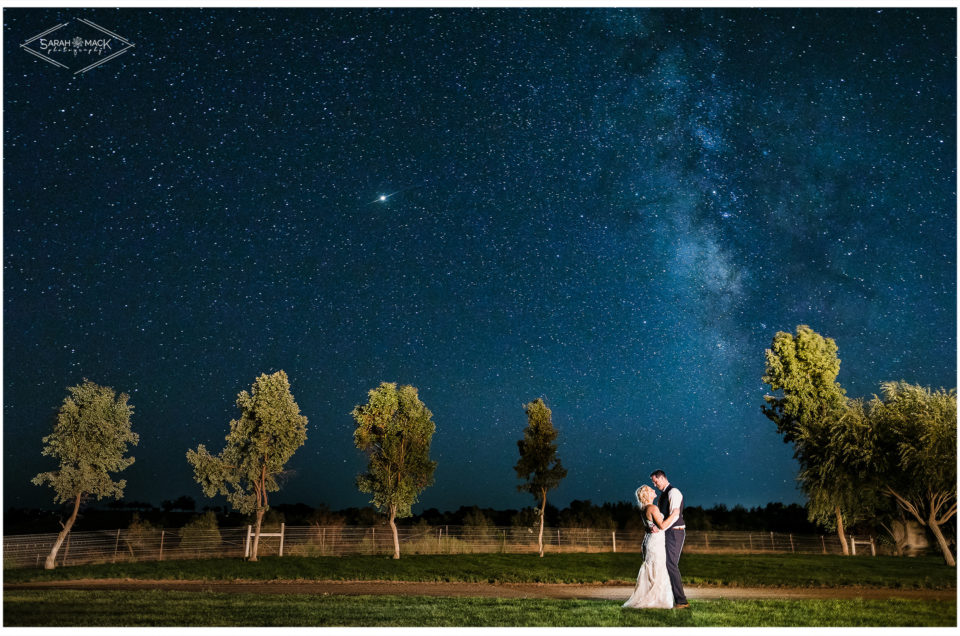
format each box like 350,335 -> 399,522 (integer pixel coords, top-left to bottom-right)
622,470 -> 690,610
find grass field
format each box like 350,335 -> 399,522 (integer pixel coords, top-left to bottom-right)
3,589 -> 955,627
5,552 -> 955,589
6,553 -> 955,627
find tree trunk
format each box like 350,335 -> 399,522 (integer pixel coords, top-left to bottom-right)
835,506 -> 849,556
928,507 -> 956,567
249,507 -> 265,562
249,465 -> 268,562
45,493 -> 82,570
389,505 -> 400,559
538,489 -> 546,558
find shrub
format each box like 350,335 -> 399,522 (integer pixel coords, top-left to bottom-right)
179,511 -> 222,553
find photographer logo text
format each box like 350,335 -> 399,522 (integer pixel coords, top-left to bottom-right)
22,18 -> 134,75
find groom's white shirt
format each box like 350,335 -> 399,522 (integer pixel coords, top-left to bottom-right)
664,487 -> 684,530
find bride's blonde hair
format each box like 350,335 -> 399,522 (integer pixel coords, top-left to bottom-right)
635,485 -> 655,507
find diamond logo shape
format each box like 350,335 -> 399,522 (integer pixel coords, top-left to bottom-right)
21,18 -> 134,75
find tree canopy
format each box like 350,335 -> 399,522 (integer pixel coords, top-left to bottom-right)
762,325 -> 847,442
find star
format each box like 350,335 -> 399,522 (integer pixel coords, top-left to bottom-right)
370,191 -> 399,204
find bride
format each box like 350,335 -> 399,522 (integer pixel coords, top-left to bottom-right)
622,485 -> 674,609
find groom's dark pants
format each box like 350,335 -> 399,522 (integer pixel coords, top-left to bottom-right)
664,528 -> 687,605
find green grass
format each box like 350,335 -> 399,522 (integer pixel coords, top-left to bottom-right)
2,589 -> 955,627
4,553 -> 955,589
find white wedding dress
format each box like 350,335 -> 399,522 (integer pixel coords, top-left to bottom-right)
622,517 -> 674,609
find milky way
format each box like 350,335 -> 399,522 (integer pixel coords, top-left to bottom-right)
4,8 -> 955,512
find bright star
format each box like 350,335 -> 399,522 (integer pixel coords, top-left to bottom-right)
369,190 -> 400,204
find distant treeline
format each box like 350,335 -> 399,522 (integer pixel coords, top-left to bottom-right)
5,498 -> 826,536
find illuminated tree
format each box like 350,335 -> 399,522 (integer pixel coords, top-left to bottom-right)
868,382 -> 957,566
762,325 -> 863,554
799,397 -> 887,545
352,382 -> 437,559
186,370 -> 307,561
32,380 -> 138,569
515,397 -> 567,557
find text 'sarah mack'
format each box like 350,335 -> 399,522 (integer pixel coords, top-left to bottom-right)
40,38 -> 113,50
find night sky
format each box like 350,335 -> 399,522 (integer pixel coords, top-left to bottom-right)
3,8 -> 956,515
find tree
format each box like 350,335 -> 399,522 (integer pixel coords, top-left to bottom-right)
32,380 -> 138,569
799,398 -> 887,545
514,397 -> 567,557
186,370 -> 307,561
762,325 -> 866,554
868,382 -> 957,566
352,382 -> 437,559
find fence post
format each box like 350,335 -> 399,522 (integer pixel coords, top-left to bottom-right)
372,528 -> 375,555
870,537 -> 876,557
159,530 -> 165,561
850,535 -> 857,556
279,523 -> 285,557
748,533 -> 753,551
321,528 -> 326,555
770,531 -> 775,551
114,528 -> 121,562
821,535 -> 826,554
557,528 -> 560,548
789,534 -> 794,553
244,525 -> 252,558
704,533 -> 710,549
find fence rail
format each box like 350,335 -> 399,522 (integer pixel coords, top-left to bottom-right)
3,525 -> 879,569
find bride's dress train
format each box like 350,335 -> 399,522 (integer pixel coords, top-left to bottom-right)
622,520 -> 674,609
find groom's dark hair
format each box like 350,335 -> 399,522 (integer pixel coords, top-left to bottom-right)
650,469 -> 666,479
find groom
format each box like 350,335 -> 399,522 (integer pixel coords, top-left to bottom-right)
649,469 -> 689,609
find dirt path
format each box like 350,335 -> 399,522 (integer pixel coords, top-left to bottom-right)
6,579 -> 956,601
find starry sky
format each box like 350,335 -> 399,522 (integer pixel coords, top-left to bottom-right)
3,7 -> 956,514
